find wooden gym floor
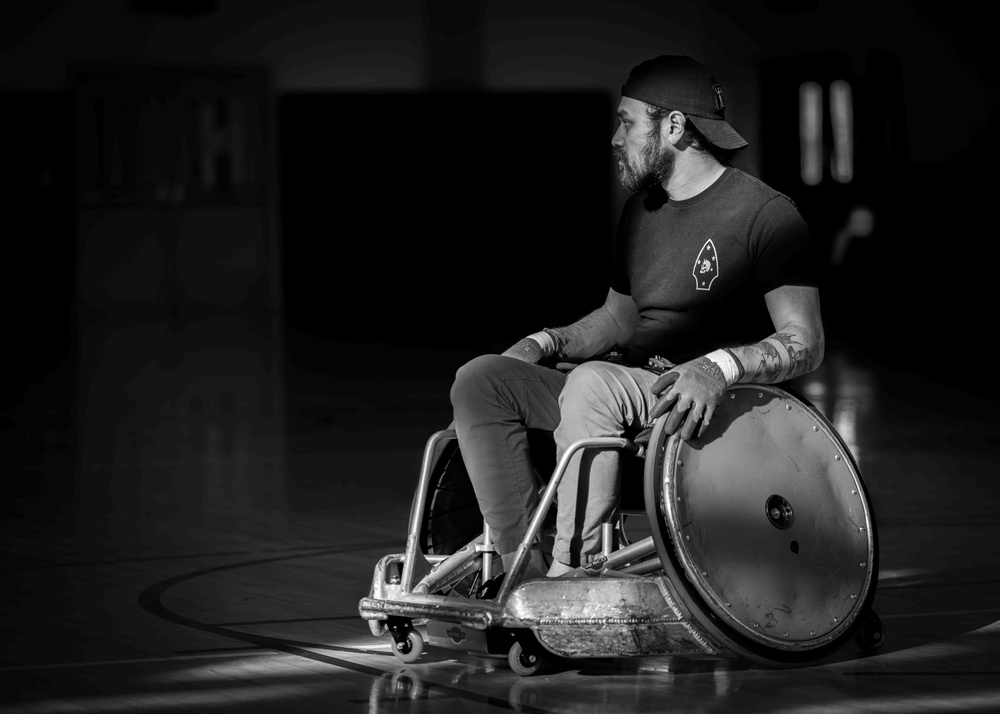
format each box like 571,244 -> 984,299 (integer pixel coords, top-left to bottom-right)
3,315 -> 1000,713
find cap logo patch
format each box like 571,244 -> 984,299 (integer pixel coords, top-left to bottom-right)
713,84 -> 725,111
693,239 -> 719,291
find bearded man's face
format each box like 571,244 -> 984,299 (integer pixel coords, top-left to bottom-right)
612,98 -> 675,192
615,130 -> 675,192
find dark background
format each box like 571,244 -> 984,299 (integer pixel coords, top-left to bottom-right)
2,0 -> 997,507
278,90 -> 612,355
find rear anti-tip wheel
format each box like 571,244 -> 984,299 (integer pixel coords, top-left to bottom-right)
393,628 -> 424,663
855,610 -> 885,652
508,640 -> 545,676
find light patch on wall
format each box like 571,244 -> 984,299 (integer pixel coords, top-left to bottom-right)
830,79 -> 854,183
799,81 -> 822,186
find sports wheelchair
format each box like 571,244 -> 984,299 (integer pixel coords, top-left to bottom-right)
358,383 -> 884,675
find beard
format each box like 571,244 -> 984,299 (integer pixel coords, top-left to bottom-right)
615,131 -> 675,192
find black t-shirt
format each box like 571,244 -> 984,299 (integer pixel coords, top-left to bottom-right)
612,168 -> 819,365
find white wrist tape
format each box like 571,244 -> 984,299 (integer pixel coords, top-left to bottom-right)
527,330 -> 556,356
705,349 -> 740,385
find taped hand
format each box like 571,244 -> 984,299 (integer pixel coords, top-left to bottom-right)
649,356 -> 729,440
501,336 -> 546,364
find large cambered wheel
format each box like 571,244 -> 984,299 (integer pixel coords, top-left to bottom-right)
644,384 -> 879,667
418,439 -> 482,557
419,432 -> 558,557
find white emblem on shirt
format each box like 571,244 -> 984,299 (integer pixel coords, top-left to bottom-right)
692,239 -> 720,291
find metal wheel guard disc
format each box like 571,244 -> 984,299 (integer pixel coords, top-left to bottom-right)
652,385 -> 875,651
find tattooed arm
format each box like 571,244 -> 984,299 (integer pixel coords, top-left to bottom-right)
728,284 -> 825,384
650,284 -> 824,439
502,288 -> 639,364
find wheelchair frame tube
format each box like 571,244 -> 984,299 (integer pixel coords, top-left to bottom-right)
401,428 -> 457,592
584,535 -> 658,575
617,557 -> 664,575
497,436 -> 637,601
481,524 -> 495,582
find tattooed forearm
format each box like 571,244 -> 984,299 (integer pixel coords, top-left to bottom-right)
772,332 -> 816,380
729,329 -> 819,385
754,341 -> 783,380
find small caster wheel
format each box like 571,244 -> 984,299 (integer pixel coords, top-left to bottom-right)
855,609 -> 885,652
508,640 -> 545,676
393,628 -> 424,663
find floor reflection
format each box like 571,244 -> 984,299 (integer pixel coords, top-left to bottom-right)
70,314 -> 290,551
793,347 -> 877,465
361,654 -> 858,714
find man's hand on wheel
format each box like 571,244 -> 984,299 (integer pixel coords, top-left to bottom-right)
649,356 -> 729,440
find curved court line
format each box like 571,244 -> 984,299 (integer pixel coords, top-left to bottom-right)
136,543 -> 552,714
11,543 -> 391,572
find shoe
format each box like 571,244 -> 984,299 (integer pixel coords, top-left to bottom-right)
476,572 -> 506,599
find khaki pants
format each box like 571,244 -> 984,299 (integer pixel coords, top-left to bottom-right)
450,355 -> 660,567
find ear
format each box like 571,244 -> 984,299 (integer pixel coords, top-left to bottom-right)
665,110 -> 687,146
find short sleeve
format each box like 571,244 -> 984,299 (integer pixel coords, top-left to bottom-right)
749,196 -> 821,292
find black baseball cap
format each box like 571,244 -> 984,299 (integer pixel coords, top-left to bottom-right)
621,55 -> 748,150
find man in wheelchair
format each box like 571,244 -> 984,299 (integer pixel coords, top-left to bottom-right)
361,55 -> 882,669
450,54 -> 824,584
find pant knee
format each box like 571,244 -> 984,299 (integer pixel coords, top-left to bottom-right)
451,354 -> 506,407
558,362 -> 622,415
555,363 -> 635,448
452,354 -> 537,424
